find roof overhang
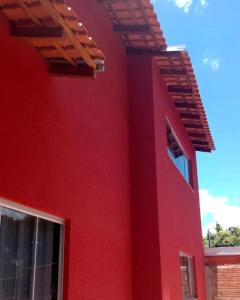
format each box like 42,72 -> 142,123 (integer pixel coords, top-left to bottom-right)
98,0 -> 167,49
205,247 -> 240,266
98,0 -> 215,152
0,0 -> 105,78
0,0 -> 215,151
155,48 -> 215,152
205,247 -> 240,257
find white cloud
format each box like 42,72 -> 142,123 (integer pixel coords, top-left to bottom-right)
152,0 -> 209,14
200,189 -> 240,235
200,0 -> 208,8
195,0 -> 208,13
175,0 -> 193,12
203,55 -> 221,72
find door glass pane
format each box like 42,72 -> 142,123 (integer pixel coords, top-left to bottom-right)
180,256 -> 191,297
180,256 -> 197,299
34,219 -> 61,300
0,207 -> 35,300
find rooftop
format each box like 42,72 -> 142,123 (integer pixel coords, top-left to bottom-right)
205,247 -> 240,257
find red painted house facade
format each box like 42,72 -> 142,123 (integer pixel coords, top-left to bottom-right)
0,1 -> 214,300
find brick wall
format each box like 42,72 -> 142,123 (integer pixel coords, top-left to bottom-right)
205,265 -> 240,299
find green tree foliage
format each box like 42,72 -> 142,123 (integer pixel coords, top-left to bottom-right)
203,223 -> 240,248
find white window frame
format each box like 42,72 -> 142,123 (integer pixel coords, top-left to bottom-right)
179,251 -> 198,300
0,196 -> 65,300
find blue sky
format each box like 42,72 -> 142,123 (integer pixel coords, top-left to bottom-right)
152,0 -> 240,234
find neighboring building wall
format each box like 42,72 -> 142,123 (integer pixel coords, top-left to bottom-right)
205,248 -> 240,299
0,1 -> 133,299
205,265 -> 240,299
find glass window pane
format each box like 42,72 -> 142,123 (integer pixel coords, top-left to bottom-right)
175,151 -> 185,178
34,219 -> 61,300
184,156 -> 190,183
0,207 -> 35,300
166,124 -> 193,186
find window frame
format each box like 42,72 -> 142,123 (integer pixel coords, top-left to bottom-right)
166,119 -> 193,188
179,252 -> 197,300
0,196 -> 65,300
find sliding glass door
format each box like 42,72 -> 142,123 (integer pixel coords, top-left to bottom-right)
0,206 -> 63,300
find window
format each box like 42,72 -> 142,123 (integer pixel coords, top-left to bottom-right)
167,123 -> 192,186
0,205 -> 63,300
180,253 -> 197,299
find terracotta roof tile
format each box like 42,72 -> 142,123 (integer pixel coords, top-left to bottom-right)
0,0 -> 105,77
99,0 -> 214,152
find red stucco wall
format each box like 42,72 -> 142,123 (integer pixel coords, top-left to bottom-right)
127,55 -> 206,300
152,57 -> 206,300
0,1 -> 206,300
0,1 -> 132,299
128,55 -> 162,300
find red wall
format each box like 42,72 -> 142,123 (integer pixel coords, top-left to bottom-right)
152,58 -> 206,299
0,1 -> 133,299
127,55 -> 206,300
0,1 -> 206,300
128,55 -> 162,300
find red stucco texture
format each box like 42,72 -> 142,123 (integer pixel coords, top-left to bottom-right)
0,1 -> 207,299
